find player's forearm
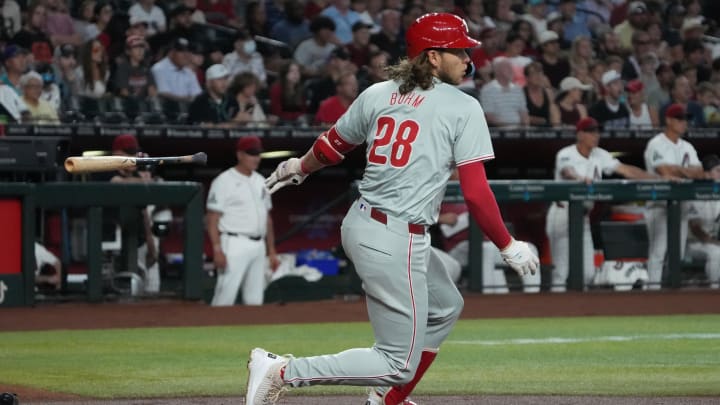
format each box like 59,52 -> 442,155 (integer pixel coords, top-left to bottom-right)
300,127 -> 358,174
457,161 -> 512,249
265,216 -> 277,255
680,166 -> 708,180
206,212 -> 222,251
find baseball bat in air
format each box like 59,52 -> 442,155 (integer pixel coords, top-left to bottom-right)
64,152 -> 208,173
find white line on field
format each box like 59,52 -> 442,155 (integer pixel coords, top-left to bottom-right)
447,333 -> 720,346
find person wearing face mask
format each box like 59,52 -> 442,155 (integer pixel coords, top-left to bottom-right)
222,30 -> 266,85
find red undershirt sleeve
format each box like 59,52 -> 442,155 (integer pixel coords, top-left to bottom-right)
457,161 -> 512,250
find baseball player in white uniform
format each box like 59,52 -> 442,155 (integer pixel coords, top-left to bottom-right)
643,104 -> 707,289
547,117 -> 656,292
685,155 -> 720,288
244,13 -> 539,405
206,136 -> 280,306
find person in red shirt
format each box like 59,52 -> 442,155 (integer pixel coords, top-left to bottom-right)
314,71 -> 357,126
269,61 -> 307,124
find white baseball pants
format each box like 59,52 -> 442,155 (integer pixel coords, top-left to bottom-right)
211,234 -> 266,306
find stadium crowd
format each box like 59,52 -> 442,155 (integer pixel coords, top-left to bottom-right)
0,0 -> 718,129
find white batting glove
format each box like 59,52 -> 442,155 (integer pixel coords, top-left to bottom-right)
265,158 -> 308,194
500,238 -> 540,276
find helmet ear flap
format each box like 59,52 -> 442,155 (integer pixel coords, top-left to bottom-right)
465,61 -> 476,78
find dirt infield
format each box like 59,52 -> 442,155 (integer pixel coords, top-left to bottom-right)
3,290 -> 720,404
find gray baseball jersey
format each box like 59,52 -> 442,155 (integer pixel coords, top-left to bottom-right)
335,78 -> 495,225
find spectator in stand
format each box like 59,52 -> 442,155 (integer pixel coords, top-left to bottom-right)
0,45 -> 28,95
12,2 -> 54,65
149,4 -> 204,53
314,70 -> 357,126
35,62 -> 61,111
595,26 -> 624,61
696,82 -> 719,126
558,0 -> 591,44
188,43 -> 206,87
126,14 -> 149,39
346,21 -> 376,70
357,50 -> 388,93
645,21 -> 669,62
659,75 -> 705,127
321,0 -> 361,45
73,0 -> 95,40
470,26 -> 499,85
198,0 -> 241,28
480,57 -> 529,127
293,15 -> 340,77
589,60 -> 607,98
510,19 -> 538,59
128,0 -> 166,37
662,1 -> 685,64
522,0 -> 548,39
637,52 -> 660,98
245,1 -> 269,36
1,0 -> 22,39
228,72 -> 272,127
569,36 -> 595,74
621,30 -> 653,81
524,62 -> 560,127
681,39 -> 712,83
589,70 -> 630,129
556,76 -> 591,127
643,103 -> 706,289
44,0 -> 82,47
605,55 -> 624,76
499,31 -> 532,86
270,0 -> 311,50
187,64 -> 232,125
183,0 -> 206,24
626,79 -> 658,128
647,61 -> 675,110
223,30 -> 267,85
537,30 -> 570,89
614,1 -> 649,52
269,61 -> 307,124
20,71 -> 59,124
83,1 -> 113,45
456,0 -> 494,39
578,0 -> 613,34
305,46 -> 353,114
75,39 -> 109,99
545,11 -> 566,48
370,9 -> 403,64
114,35 -> 155,99
151,37 -> 202,102
488,0 -> 516,31
0,82 -> 28,123
54,44 -> 79,108
351,0 -> 382,31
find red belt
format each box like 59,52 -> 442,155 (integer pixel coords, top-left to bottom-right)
369,208 -> 426,235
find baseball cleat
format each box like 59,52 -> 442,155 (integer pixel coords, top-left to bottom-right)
364,387 -> 418,405
245,348 -> 289,405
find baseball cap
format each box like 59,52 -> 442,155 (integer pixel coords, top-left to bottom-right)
206,64 -> 229,81
60,44 -> 76,58
538,30 -> 559,45
112,134 -> 139,154
236,136 -> 264,155
329,46 -> 350,60
702,154 -> 720,171
171,37 -> 191,52
352,21 -> 373,32
559,76 -> 592,92
601,69 -> 622,86
681,17 -> 706,33
665,103 -> 692,120
1,44 -> 29,62
129,14 -> 150,27
576,117 -> 600,132
169,4 -> 194,18
546,12 -> 562,24
628,1 -> 648,15
625,79 -> 644,93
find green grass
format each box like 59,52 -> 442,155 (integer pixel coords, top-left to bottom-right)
1,315 -> 719,398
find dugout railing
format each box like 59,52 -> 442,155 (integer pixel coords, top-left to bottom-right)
443,180 -> 720,291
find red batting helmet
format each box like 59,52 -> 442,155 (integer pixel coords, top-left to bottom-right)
405,13 -> 481,59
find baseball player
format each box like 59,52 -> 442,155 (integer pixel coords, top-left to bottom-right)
244,13 -> 539,405
643,104 -> 707,289
686,154 -> 720,289
547,117 -> 656,292
206,136 -> 280,306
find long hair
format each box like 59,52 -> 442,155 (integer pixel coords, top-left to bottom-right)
80,39 -> 107,92
386,53 -> 435,95
278,61 -> 303,111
